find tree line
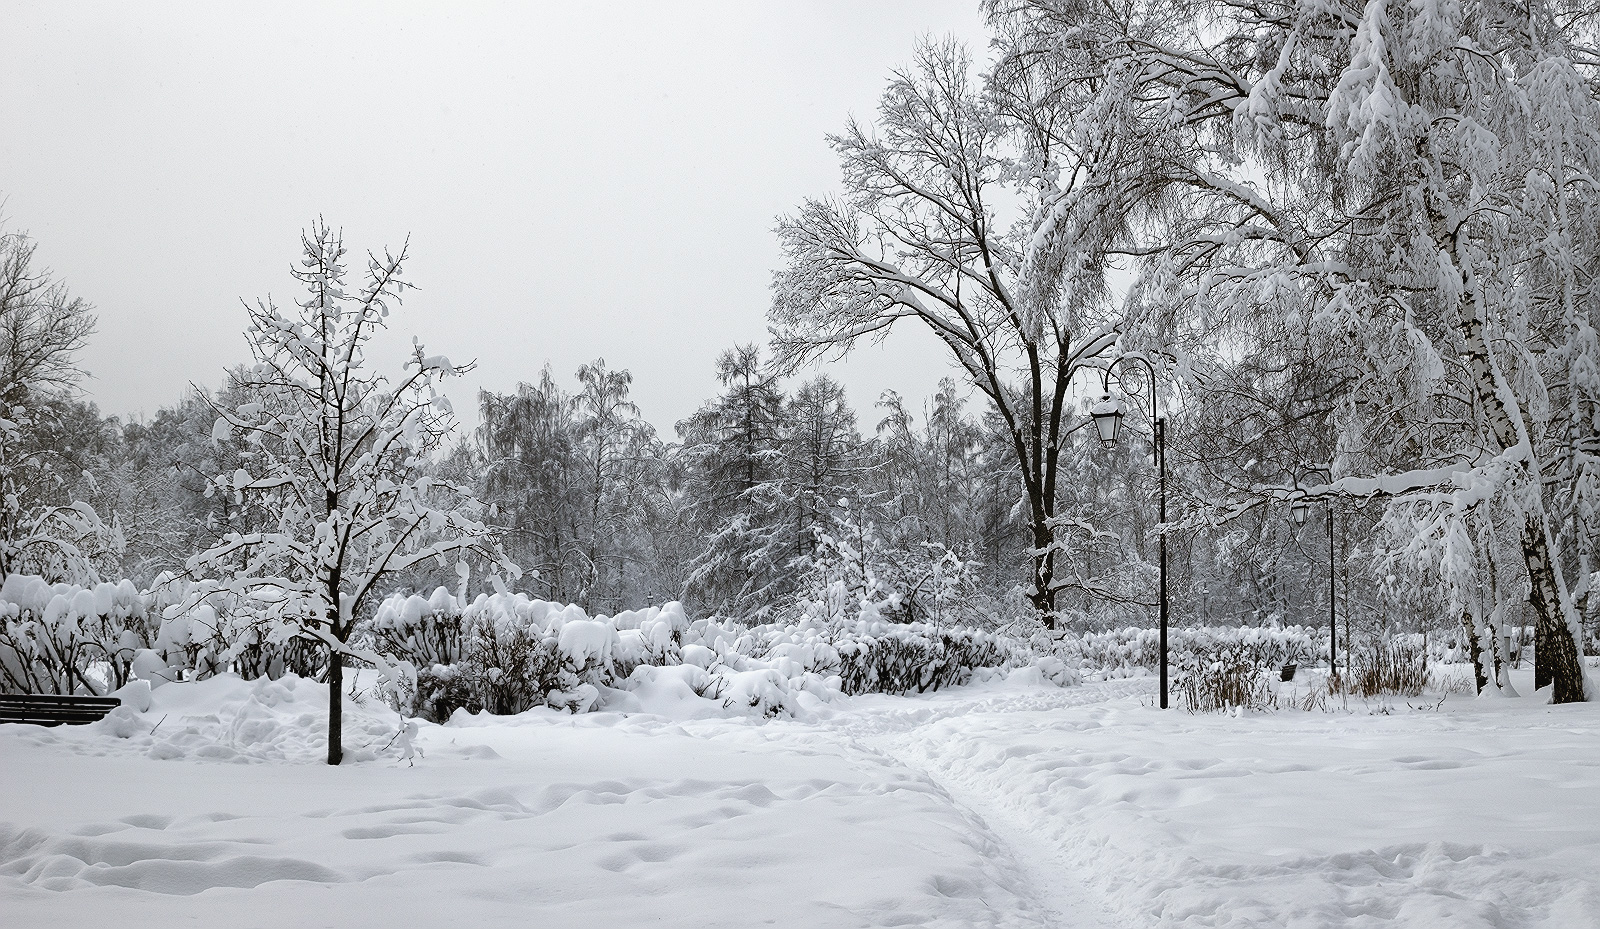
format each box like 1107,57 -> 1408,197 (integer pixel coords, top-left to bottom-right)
6,216 -> 1551,658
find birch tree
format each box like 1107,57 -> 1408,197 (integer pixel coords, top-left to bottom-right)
192,223 -> 516,764
478,369 -> 582,601
572,358 -> 655,612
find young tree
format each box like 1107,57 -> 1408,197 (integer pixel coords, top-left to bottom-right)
192,222 -> 515,764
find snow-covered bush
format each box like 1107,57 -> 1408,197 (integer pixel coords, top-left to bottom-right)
0,574 -> 154,694
363,589 -> 1056,721
788,500 -> 981,627
148,575 -> 324,684
362,593 -> 688,720
0,571 -> 343,696
1068,625 -> 1318,677
366,586 -> 466,668
1335,636 -> 1431,698
827,621 -> 1023,695
1171,632 -> 1285,713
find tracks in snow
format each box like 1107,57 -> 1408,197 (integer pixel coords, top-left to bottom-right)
815,681 -> 1151,929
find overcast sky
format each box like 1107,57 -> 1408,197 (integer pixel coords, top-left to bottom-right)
0,1 -> 991,437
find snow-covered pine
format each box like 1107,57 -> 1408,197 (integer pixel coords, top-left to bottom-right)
678,344 -> 797,619
185,222 -> 518,764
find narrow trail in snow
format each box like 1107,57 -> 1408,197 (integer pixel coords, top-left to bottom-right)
815,681 -> 1152,929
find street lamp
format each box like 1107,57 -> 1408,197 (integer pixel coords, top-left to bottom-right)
1289,494 -> 1312,528
1287,473 -> 1337,679
1090,395 -> 1126,446
1095,357 -> 1168,709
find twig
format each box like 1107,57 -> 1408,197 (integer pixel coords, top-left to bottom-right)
149,714 -> 167,736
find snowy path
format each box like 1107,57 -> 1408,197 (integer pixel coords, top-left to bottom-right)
832,678 -> 1600,928
5,673 -> 1600,928
811,681 -> 1151,929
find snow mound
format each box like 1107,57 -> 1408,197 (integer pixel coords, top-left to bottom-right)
69,674 -> 408,765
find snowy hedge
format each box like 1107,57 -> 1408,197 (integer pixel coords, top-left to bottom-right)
0,573 -> 329,695
1067,624 -> 1319,677
0,571 -> 1071,716
362,589 -> 1056,722
0,575 -> 155,695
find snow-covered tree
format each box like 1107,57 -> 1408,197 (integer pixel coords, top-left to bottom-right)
474,362 -> 662,611
572,359 -> 656,612
678,344 -> 794,618
772,39 -> 1165,625
191,222 -> 516,764
784,375 -> 872,560
478,368 -> 582,601
991,0 -> 1598,701
0,227 -> 108,584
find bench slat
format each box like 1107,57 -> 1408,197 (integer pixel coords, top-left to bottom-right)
0,696 -> 122,706
0,693 -> 123,726
0,697 -> 121,703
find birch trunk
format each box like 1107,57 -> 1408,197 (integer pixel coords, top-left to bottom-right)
1456,283 -> 1586,703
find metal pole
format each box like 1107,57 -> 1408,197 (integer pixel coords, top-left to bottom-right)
1158,416 -> 1168,710
1108,353 -> 1169,709
1328,504 -> 1336,678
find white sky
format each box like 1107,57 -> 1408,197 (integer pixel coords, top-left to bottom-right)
0,1 -> 990,437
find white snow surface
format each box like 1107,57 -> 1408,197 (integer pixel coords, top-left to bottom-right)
3,670 -> 1598,927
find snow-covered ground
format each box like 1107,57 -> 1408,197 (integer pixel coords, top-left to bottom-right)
3,671 -> 1598,928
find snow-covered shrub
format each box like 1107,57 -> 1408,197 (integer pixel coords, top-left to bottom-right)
1172,631 -> 1284,713
364,592 -> 683,721
1069,625 -> 1318,677
0,574 -> 155,694
365,588 -> 1055,721
366,586 -> 465,667
830,621 -> 1025,695
1336,635 -> 1430,697
790,500 -> 981,627
610,602 -> 690,678
150,576 -> 323,684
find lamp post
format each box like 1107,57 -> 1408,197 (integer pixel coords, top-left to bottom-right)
1090,356 -> 1168,709
1289,472 -> 1337,679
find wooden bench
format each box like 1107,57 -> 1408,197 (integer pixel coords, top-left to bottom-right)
0,694 -> 123,727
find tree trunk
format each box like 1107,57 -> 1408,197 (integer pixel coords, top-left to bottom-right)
1453,281 -> 1586,703
1029,513 -> 1057,626
1462,608 -> 1488,695
326,564 -> 344,766
327,648 -> 343,766
1527,516 -> 1585,702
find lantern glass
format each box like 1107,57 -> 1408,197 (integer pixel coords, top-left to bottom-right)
1090,395 -> 1123,446
1290,498 -> 1310,527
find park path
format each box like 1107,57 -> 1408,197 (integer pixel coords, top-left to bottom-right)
805,679 -> 1155,929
